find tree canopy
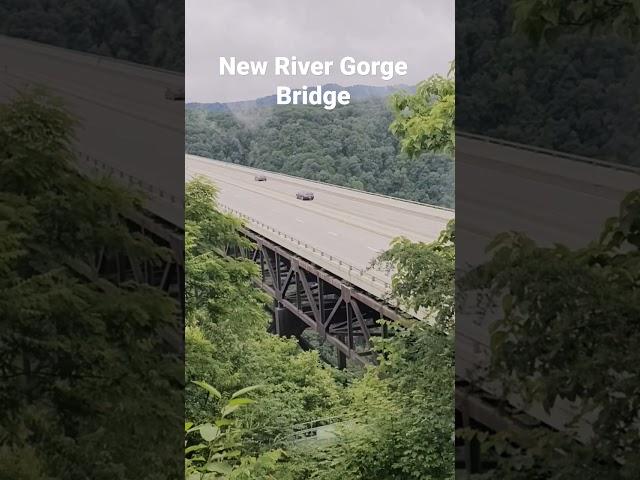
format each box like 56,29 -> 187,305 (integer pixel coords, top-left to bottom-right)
0,0 -> 184,71
512,0 -> 640,42
185,99 -> 454,208
389,63 -> 455,158
0,89 -> 181,478
457,0 -> 640,166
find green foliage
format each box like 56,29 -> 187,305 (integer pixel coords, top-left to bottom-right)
0,0 -> 183,70
512,0 -> 640,42
185,174 -> 456,479
185,100 -> 454,207
378,220 -> 455,331
185,381 -> 286,480
274,326 -> 455,480
0,89 -> 181,478
184,177 -> 344,455
389,64 -> 455,158
463,190 -> 640,476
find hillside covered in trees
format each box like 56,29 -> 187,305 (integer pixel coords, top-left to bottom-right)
457,0 -> 640,166
0,0 -> 183,71
185,98 -> 454,208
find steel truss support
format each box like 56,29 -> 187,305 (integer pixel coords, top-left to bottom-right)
232,228 -> 400,364
93,211 -> 184,309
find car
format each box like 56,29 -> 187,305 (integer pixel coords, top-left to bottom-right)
254,174 -> 267,181
296,191 -> 314,201
164,86 -> 185,100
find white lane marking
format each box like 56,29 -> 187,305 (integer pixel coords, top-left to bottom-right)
295,218 -> 304,223
367,246 -> 382,252
328,231 -> 338,236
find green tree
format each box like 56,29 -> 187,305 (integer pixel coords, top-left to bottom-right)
463,190 -> 640,477
378,220 -> 455,331
512,0 -> 640,42
389,63 -> 455,158
184,176 -> 344,459
0,89 -> 181,479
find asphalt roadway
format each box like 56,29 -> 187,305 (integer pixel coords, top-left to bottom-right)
0,35 -> 184,226
186,153 -> 454,298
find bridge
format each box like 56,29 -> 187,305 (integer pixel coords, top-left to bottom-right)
188,136 -> 638,472
5,33 -> 638,475
455,131 -> 639,473
186,154 -> 454,365
0,35 -> 185,305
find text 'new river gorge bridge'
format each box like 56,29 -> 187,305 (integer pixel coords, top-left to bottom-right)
4,34 -> 639,471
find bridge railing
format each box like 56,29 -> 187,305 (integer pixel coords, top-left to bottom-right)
76,150 -> 182,208
273,414 -> 356,445
458,131 -> 640,174
218,203 -> 391,290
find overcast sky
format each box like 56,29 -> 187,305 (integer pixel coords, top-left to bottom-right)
186,0 -> 454,103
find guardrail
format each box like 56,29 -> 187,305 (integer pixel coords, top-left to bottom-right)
76,150 -> 181,208
458,131 -> 640,174
273,414 -> 355,445
191,155 -> 454,213
218,203 -> 391,290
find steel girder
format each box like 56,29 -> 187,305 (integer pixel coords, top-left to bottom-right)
94,210 -> 184,308
232,228 -> 399,364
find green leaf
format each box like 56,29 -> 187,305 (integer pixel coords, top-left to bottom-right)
204,462 -> 233,474
221,404 -> 243,418
192,380 -> 222,399
198,423 -> 220,442
230,384 -> 263,399
185,443 -> 208,454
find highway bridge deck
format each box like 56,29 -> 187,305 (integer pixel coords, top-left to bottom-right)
0,35 -> 184,227
185,154 -> 454,300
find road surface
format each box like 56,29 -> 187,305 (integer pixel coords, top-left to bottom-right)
186,154 -> 454,299
0,35 -> 184,226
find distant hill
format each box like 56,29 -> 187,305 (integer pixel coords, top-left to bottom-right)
186,83 -> 415,112
185,96 -> 453,208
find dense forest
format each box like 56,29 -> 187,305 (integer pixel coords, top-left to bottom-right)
0,90 -> 182,478
457,0 -> 640,166
0,0 -> 183,71
185,98 -> 454,208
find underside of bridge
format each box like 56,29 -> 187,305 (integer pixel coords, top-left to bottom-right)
229,229 -> 401,366
94,211 -> 184,305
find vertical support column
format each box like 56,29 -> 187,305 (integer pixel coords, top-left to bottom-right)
461,406 -> 481,473
259,249 -> 265,285
273,304 -> 307,338
337,349 -> 347,370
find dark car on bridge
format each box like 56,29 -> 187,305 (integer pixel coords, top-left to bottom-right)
296,191 -> 314,201
254,174 -> 267,181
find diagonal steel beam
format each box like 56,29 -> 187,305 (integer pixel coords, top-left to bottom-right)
260,245 -> 279,292
298,270 -> 320,324
324,298 -> 344,327
280,267 -> 295,297
350,300 -> 371,345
